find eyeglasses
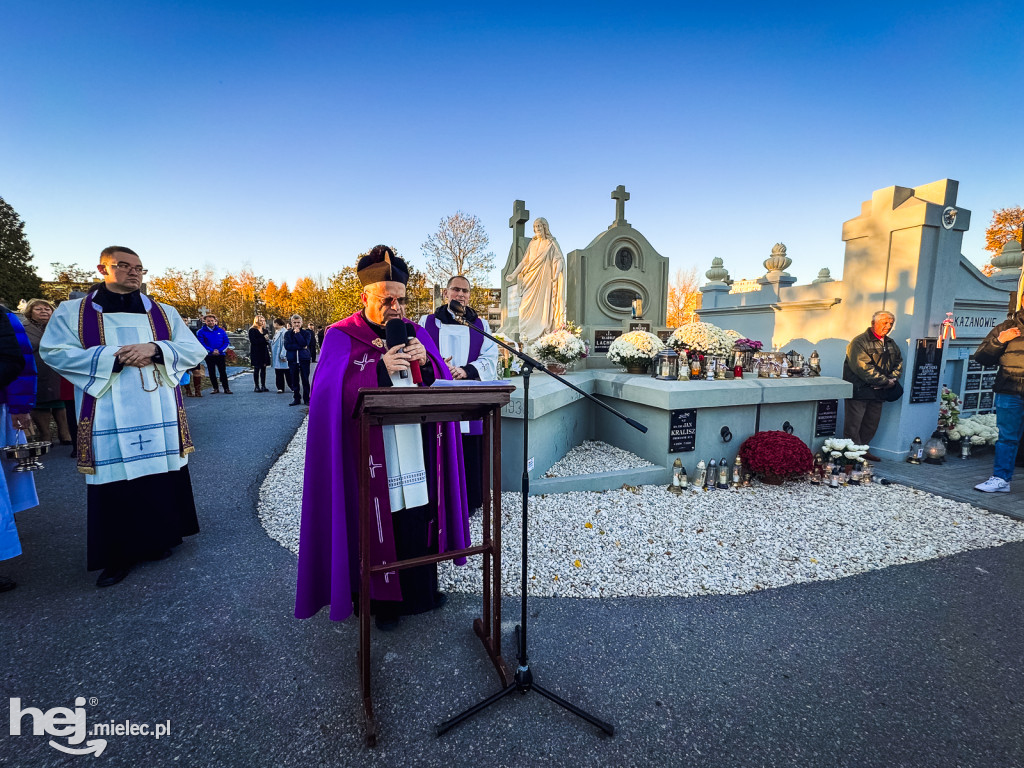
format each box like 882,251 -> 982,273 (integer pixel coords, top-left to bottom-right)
366,293 -> 407,308
111,262 -> 148,275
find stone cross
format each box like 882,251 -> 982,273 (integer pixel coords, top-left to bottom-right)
509,199 -> 530,243
611,185 -> 630,227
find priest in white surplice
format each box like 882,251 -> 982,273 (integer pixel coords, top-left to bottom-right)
40,246 -> 208,587
419,275 -> 498,512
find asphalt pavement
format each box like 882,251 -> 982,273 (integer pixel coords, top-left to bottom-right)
2,377 -> 1024,767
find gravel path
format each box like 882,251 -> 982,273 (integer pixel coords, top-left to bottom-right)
259,418 -> 1024,598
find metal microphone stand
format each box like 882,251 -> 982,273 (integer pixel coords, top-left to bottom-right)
436,305 -> 647,738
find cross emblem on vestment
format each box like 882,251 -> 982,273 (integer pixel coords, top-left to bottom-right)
131,434 -> 152,452
354,353 -> 374,371
611,184 -> 630,228
368,455 -> 382,478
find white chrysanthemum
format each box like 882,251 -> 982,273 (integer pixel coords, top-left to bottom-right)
607,331 -> 666,367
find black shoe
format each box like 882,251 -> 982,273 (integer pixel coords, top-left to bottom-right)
211,389 -> 220,394
276,389 -> 284,394
0,576 -> 16,593
96,566 -> 132,588
261,387 -> 270,393
224,389 -> 233,394
289,400 -> 301,406
254,386 -> 261,392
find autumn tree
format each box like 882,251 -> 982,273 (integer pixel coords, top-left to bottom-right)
41,261 -> 97,304
985,206 -> 1024,263
665,266 -> 702,327
263,280 -> 292,323
147,267 -> 218,319
0,196 -> 43,304
291,276 -> 333,328
326,267 -> 363,322
421,211 -> 496,288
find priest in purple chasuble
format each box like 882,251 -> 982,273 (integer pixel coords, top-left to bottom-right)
295,246 -> 470,627
39,247 -> 208,588
418,274 -> 499,512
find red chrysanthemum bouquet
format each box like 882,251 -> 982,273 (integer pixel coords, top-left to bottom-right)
738,430 -> 813,482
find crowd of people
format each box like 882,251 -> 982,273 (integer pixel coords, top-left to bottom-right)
0,244 -> 499,619
2,244 -> 1020,641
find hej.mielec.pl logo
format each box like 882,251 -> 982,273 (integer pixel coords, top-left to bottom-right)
9,697 -> 171,757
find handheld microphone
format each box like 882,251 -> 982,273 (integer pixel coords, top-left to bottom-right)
384,318 -> 409,379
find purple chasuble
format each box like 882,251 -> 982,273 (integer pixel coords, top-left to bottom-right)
294,312 -> 470,621
421,313 -> 486,436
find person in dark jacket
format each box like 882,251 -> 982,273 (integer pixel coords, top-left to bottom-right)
307,322 -> 319,363
841,310 -> 903,461
972,271 -> 1024,493
284,314 -> 312,406
248,315 -> 272,392
196,313 -> 232,394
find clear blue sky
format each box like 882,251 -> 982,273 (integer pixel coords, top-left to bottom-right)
2,1 -> 1021,290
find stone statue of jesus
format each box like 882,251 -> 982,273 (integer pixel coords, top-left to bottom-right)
505,218 -> 565,341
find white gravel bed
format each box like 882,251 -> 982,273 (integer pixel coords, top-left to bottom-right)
542,439 -> 654,477
259,418 -> 1024,598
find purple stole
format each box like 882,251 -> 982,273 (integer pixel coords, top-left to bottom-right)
421,312 -> 485,436
75,289 -> 194,475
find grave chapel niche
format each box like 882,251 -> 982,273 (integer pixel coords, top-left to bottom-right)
565,185 -> 670,366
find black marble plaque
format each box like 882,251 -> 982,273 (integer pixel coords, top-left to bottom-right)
909,339 -> 941,404
965,373 -> 982,390
629,322 -> 652,333
982,373 -> 998,390
669,409 -> 697,453
594,329 -> 622,354
964,392 -> 979,410
656,329 -> 673,343
815,399 -> 839,437
967,358 -> 983,373
979,391 -> 995,411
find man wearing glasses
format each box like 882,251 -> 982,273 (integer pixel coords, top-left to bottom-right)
295,245 -> 470,630
40,246 -> 208,588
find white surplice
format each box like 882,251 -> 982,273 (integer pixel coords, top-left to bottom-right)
419,310 -> 499,433
40,295 -> 208,485
383,370 -> 429,512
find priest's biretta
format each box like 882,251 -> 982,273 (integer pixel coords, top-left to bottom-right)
357,245 -> 409,287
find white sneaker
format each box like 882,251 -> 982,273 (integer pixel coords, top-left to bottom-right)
975,476 -> 1011,493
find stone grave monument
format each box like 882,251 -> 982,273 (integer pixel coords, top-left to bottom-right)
565,185 -> 670,366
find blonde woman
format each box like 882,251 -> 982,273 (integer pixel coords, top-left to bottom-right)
22,299 -> 73,444
248,315 -> 272,392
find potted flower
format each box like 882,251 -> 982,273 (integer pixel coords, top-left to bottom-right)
668,321 -> 735,357
528,327 -> 587,375
493,332 -> 521,378
937,385 -> 962,440
737,430 -> 814,484
820,437 -> 869,469
607,330 -> 665,373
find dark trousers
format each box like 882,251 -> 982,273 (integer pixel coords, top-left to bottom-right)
844,398 -> 884,445
289,360 -> 310,403
274,368 -> 292,392
251,365 -> 266,389
206,354 -> 229,391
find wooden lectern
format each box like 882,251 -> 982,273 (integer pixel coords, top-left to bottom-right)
353,384 -> 515,746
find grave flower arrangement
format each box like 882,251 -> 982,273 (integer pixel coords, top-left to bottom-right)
607,330 -> 665,369
937,386 -> 962,430
738,430 -> 814,482
947,413 -> 998,446
668,321 -> 735,356
493,332 -> 521,377
734,338 -> 763,351
528,328 -> 587,366
820,437 -> 869,464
